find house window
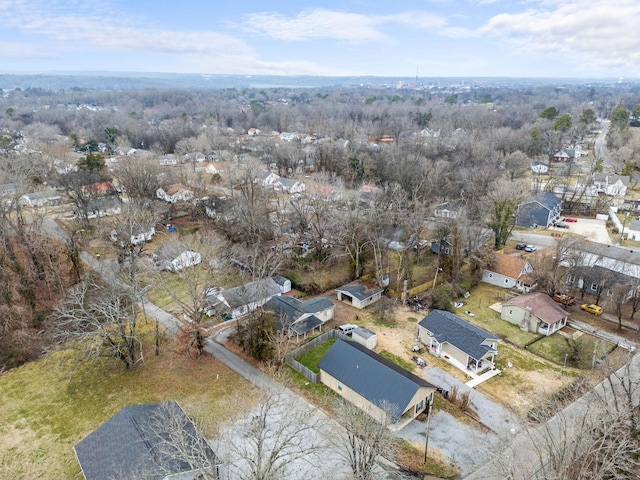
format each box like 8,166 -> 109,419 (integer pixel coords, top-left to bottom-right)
567,274 -> 576,284
488,273 -> 493,278
444,247 -> 450,255
607,289 -> 612,296
591,283 -> 598,291
509,309 -> 513,315
415,400 -> 424,414
504,278 -> 509,284
337,381 -> 342,391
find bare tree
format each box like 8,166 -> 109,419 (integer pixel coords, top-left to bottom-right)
333,398 -> 399,480
215,388 -> 329,480
51,276 -> 143,369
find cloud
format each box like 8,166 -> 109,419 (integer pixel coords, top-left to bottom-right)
242,8 -> 456,42
479,0 -> 640,69
1,0 -> 251,58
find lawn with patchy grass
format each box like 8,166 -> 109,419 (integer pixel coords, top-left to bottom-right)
379,349 -> 416,371
527,328 -> 615,369
0,324 -> 255,479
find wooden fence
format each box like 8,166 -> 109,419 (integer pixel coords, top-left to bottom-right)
285,329 -> 350,384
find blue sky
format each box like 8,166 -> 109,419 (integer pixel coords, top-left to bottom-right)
1,0 -> 639,78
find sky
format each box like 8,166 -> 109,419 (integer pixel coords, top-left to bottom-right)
1,0 -> 639,79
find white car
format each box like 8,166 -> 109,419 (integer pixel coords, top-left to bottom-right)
524,245 -> 537,252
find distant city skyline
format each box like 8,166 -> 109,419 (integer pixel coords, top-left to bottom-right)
1,0 -> 639,79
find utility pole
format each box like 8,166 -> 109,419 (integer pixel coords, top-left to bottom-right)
423,399 -> 433,464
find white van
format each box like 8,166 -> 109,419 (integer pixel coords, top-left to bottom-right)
338,324 -> 357,335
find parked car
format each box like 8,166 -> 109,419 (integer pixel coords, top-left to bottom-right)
553,293 -> 576,305
581,303 -> 603,315
515,243 -> 526,250
553,221 -> 569,229
524,245 -> 537,252
338,324 -> 358,335
565,218 -> 578,222
454,301 -> 467,308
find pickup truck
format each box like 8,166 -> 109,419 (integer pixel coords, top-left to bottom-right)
553,293 -> 576,306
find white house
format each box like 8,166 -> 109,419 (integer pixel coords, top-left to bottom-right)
592,173 -> 630,197
156,184 -> 194,203
273,178 -> 306,194
264,295 -> 334,339
20,190 -> 62,208
159,154 -> 177,166
110,226 -> 155,246
153,242 -> 202,271
501,293 -> 568,336
254,170 -> 280,186
205,277 -> 282,319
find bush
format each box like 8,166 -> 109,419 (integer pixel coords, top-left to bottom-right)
431,284 -> 455,311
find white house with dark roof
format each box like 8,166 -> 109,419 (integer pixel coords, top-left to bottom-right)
273,177 -> 306,194
418,310 -> 499,376
318,339 -> 436,429
205,277 -> 282,320
335,282 -> 384,309
264,295 -> 334,339
74,401 -> 218,480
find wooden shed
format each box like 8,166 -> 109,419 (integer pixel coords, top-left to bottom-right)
352,326 -> 377,349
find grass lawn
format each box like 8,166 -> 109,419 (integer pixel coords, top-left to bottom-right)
527,328 -> 616,369
453,283 -> 540,347
0,322 -> 255,480
296,339 -> 335,373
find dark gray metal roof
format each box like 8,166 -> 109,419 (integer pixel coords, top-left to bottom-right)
418,310 -> 498,361
74,401 -> 216,480
566,238 -> 640,266
318,340 -> 436,417
291,315 -> 323,335
336,283 -> 384,301
520,192 -> 561,211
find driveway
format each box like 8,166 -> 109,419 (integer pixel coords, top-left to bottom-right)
398,367 -> 521,476
564,217 -> 611,244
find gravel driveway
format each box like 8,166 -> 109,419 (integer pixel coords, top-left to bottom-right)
397,367 -> 521,476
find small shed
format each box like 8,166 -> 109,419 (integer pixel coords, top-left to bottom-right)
274,275 -> 292,293
352,327 -> 377,349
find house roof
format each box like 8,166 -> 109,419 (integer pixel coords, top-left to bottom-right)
74,401 -> 215,480
566,238 -> 640,267
318,340 -> 435,417
503,292 -> 567,325
153,241 -> 192,263
266,295 -> 333,324
273,275 -> 290,287
418,310 -> 499,361
335,282 -> 384,301
519,192 -> 561,211
592,173 -> 630,186
291,315 -> 323,335
487,253 -> 530,280
220,277 -> 282,309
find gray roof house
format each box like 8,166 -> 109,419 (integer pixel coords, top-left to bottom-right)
418,310 -> 499,376
264,295 -> 335,339
205,277 -> 282,319
515,192 -> 562,228
318,339 -> 436,429
336,282 -> 384,309
74,401 -> 218,480
153,242 -> 202,272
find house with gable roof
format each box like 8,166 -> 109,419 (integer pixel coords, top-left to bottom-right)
482,253 -> 535,292
515,192 -> 562,228
273,177 -> 306,194
74,401 -> 219,480
205,277 -> 282,319
318,339 -> 436,429
153,242 -> 202,272
417,310 -> 499,376
264,295 -> 334,339
501,292 -> 568,336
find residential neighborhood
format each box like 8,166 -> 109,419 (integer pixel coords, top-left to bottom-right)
2,78 -> 640,480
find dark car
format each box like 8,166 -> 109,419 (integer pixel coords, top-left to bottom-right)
515,243 -> 526,250
553,221 -> 569,228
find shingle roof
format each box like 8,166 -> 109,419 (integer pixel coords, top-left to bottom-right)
488,253 -> 530,280
335,283 -> 384,301
566,238 -> 640,267
291,315 -> 323,335
353,326 -> 376,339
221,278 -> 282,309
418,310 -> 498,361
318,340 -> 435,417
503,292 -> 567,325
74,402 -> 215,480
520,192 -> 561,211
